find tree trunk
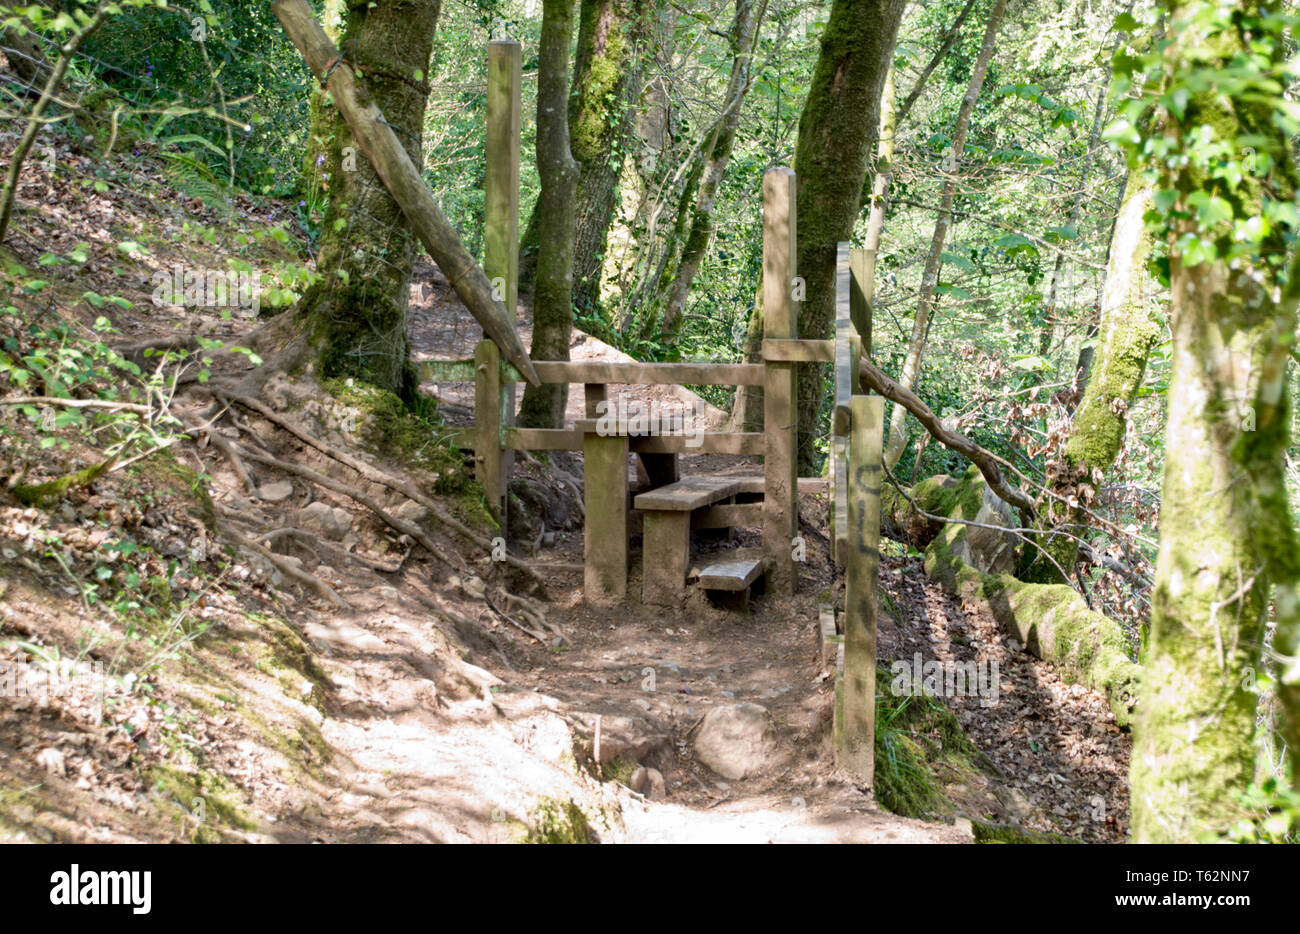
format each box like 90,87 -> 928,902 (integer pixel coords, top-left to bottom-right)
1129,0 -> 1300,841
791,0 -> 907,475
881,0 -> 1008,473
295,0 -> 441,400
519,0 -> 646,319
657,0 -> 764,338
1020,175 -> 1158,583
517,0 -> 580,429
300,0 -> 345,196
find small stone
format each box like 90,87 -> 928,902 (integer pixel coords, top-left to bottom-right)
299,502 -> 353,540
259,480 -> 294,503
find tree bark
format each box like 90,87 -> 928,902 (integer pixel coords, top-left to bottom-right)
517,0 -> 580,429
300,0 -> 345,196
292,0 -> 442,400
1020,175 -> 1159,583
791,0 -> 907,474
881,0 -> 1008,473
519,0 -> 646,319
1130,0 -> 1300,842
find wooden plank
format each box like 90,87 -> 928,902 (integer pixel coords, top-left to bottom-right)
583,432 -> 629,605
634,476 -> 742,512
851,247 -> 872,358
642,511 -> 690,607
697,557 -> 765,591
761,339 -> 834,363
692,502 -> 762,530
838,393 -> 884,784
522,360 -> 763,386
629,433 -> 764,455
496,427 -> 765,455
272,0 -> 537,385
762,166 -> 798,594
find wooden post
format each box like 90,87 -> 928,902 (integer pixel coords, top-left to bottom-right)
476,339 -> 509,527
838,393 -> 884,784
762,167 -> 798,594
850,247 -> 872,358
831,243 -> 855,566
642,512 -> 690,607
583,430 -> 629,605
485,39 -> 521,323
479,38 -> 521,536
272,0 -> 538,385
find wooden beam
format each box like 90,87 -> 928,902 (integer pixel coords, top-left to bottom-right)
838,393 -> 884,784
271,0 -> 538,385
761,339 -> 834,363
692,502 -> 763,529
762,166 -> 798,594
526,360 -> 763,386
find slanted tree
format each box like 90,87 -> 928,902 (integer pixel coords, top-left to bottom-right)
293,0 -> 442,399
517,0 -> 580,429
1116,0 -> 1300,842
791,0 -> 907,474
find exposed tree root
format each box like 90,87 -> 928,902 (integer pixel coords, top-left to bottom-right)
215,388 -> 547,591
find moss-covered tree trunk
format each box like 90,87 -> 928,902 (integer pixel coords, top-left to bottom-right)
517,0 -> 579,429
295,0 -> 441,399
519,0 -> 645,319
1020,175 -> 1159,583
300,0 -> 345,196
791,0 -> 907,474
1129,0 -> 1300,842
881,0 -> 1007,473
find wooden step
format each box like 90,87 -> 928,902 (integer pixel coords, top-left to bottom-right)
634,476 -> 749,511
697,556 -> 766,592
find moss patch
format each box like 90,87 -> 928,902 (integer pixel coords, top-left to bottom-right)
524,797 -> 595,844
874,665 -> 985,819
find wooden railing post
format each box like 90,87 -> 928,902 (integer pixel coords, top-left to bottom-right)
762,167 -> 798,594
477,38 -> 521,532
839,392 -> 883,784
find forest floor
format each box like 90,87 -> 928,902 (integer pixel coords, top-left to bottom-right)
0,129 -> 1128,843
